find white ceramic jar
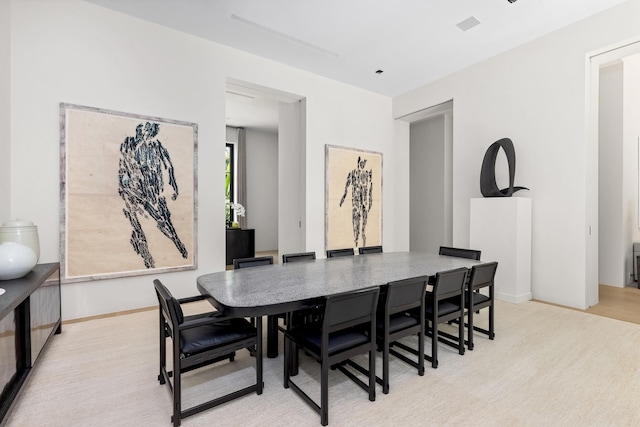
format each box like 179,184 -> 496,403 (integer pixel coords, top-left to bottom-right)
0,219 -> 40,261
0,242 -> 38,280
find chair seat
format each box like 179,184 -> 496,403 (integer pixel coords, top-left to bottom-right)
180,318 -> 256,356
289,326 -> 369,356
376,313 -> 419,334
466,292 -> 490,306
425,299 -> 461,318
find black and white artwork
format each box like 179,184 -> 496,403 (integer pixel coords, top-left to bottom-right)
339,156 -> 373,247
60,103 -> 197,283
118,122 -> 188,269
326,145 -> 382,251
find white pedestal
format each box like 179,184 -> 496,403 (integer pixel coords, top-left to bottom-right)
470,197 -> 532,303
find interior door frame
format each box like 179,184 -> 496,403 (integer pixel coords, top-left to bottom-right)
585,36 -> 640,308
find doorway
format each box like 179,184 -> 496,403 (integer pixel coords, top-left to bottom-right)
397,100 -> 454,252
586,38 -> 640,307
224,79 -> 306,264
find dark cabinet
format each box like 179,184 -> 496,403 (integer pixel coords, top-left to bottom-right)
226,228 -> 255,265
0,263 -> 60,424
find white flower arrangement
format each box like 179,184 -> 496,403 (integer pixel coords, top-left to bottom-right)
229,202 -> 245,217
225,202 -> 246,227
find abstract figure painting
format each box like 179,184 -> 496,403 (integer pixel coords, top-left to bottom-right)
118,122 -> 188,268
60,104 -> 197,283
325,145 -> 382,252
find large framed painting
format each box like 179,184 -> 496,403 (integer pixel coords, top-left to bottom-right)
60,103 -> 197,283
325,144 -> 382,252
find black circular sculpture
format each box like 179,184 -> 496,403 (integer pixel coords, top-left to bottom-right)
480,137 -> 529,197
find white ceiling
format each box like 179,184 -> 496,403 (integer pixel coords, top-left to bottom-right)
84,0 -> 628,131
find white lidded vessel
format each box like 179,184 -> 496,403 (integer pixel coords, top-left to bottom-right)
0,219 -> 40,261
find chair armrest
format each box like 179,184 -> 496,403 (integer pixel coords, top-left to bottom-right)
178,312 -> 239,331
177,294 -> 207,304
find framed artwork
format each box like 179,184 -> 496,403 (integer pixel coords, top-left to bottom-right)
59,103 -> 197,283
325,144 -> 382,251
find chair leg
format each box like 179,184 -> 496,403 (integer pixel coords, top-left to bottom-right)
283,335 -> 290,389
159,315 -> 166,384
368,345 -> 376,401
172,347 -> 182,427
488,304 -> 495,339
457,313 -> 465,355
417,330 -> 424,376
382,335 -> 390,394
431,320 -> 438,369
321,360 -> 329,426
467,306 -> 475,350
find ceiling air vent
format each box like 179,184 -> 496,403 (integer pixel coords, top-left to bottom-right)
456,16 -> 481,32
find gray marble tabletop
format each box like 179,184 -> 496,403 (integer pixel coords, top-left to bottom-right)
197,252 -> 483,317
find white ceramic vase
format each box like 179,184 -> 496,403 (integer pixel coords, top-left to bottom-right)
0,242 -> 38,280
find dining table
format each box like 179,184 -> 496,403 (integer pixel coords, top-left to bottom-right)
196,251 -> 484,358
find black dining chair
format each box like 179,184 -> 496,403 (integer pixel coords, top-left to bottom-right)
465,262 -> 498,350
424,267 -> 468,368
283,287 -> 379,426
282,251 -> 316,263
233,255 -> 277,354
438,246 -> 481,260
233,255 -> 274,269
281,251 -> 320,370
281,251 -> 320,323
326,248 -> 354,258
153,279 -> 262,427
358,246 -> 383,254
376,276 -> 427,394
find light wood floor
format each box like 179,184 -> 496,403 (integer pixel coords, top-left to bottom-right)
585,284 -> 640,324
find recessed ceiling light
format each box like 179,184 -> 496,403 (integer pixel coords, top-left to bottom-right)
375,70 -> 384,74
508,0 -> 518,3
456,16 -> 481,32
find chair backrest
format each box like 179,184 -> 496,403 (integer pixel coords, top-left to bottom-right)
433,268 -> 468,300
384,276 -> 428,316
469,262 -> 498,291
153,279 -> 184,326
439,246 -> 481,260
326,248 -> 355,258
323,287 -> 379,333
233,256 -> 274,269
282,252 -> 316,263
358,246 -> 383,255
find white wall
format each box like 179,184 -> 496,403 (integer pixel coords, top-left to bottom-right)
598,63 -> 624,287
389,120 -> 411,251
304,89 -> 397,256
279,101 -> 305,257
8,0 -> 395,320
245,128 -> 278,251
394,0 -> 640,309
0,0 -> 10,223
